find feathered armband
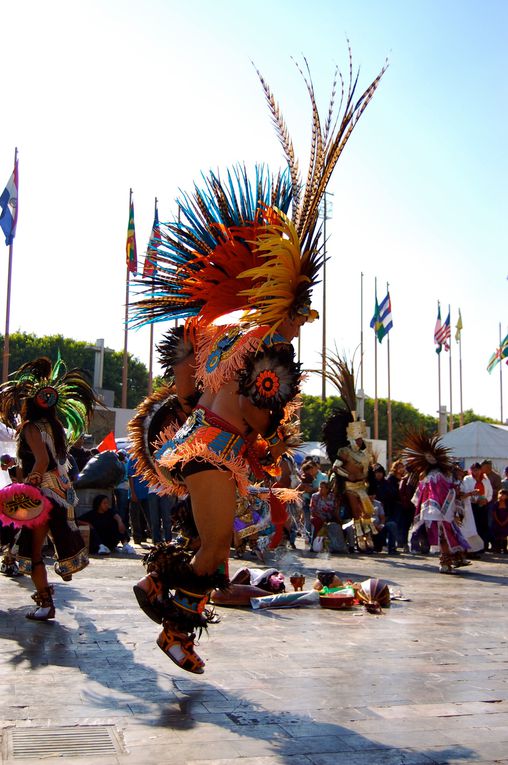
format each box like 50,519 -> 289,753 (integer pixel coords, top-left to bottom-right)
237,345 -> 301,410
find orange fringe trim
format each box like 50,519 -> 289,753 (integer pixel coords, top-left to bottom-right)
157,440 -> 250,497
127,385 -> 182,491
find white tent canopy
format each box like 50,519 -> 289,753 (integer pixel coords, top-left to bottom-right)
440,421 -> 508,473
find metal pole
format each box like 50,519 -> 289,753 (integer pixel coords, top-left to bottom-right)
321,194 -> 327,402
500,322 -> 504,424
459,333 -> 464,426
147,197 -> 158,396
448,304 -> 453,431
2,147 -> 18,383
359,271 -> 364,420
121,188 -> 132,409
122,263 -> 130,408
148,321 -> 154,395
437,301 -> 442,422
438,352 -> 442,430
386,282 -> 392,466
373,277 -> 378,439
2,241 -> 14,383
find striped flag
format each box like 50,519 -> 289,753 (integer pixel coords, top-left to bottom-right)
0,156 -> 19,246
370,291 -> 393,343
126,193 -> 137,274
142,200 -> 160,278
487,334 -> 508,374
434,304 -> 451,353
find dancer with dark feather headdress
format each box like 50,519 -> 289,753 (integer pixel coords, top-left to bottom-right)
0,356 -> 100,619
129,51 -> 387,673
401,431 -> 471,574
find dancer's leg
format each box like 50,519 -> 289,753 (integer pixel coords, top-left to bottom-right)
30,523 -> 49,591
184,470 -> 237,575
151,469 -> 236,673
27,522 -> 55,620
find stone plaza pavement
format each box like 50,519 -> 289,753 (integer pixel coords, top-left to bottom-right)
1,544 -> 508,765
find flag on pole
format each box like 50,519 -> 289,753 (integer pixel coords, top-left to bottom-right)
370,291 -> 393,343
434,304 -> 451,353
455,309 -> 463,342
487,334 -> 508,374
142,201 -> 160,278
126,194 -> 137,274
0,157 -> 19,246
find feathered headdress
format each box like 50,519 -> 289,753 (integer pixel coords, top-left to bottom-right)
400,430 -> 454,480
320,351 -> 366,462
0,355 -> 100,443
131,51 -> 387,337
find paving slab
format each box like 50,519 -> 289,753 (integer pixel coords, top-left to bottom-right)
1,544 -> 508,764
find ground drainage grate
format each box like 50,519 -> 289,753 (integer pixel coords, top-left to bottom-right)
4,725 -> 124,760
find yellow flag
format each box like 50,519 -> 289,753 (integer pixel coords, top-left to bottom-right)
455,309 -> 463,342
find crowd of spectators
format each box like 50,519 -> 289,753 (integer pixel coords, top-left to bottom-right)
3,430 -> 508,565
277,454 -> 508,558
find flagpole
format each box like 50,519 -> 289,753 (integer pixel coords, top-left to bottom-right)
122,261 -> 130,408
359,272 -> 364,420
458,330 -> 464,427
373,277 -> 378,439
121,188 -> 133,409
2,245 -> 14,383
148,321 -> 154,395
448,304 -> 453,431
386,282 -> 392,466
147,196 -> 158,396
321,193 -> 329,402
436,300 -> 442,432
2,147 -> 18,383
499,322 -> 504,424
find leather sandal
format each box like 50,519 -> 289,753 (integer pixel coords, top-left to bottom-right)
157,624 -> 205,674
133,574 -> 164,624
26,585 -> 55,620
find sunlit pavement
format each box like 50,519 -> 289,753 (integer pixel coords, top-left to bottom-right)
1,543 -> 507,765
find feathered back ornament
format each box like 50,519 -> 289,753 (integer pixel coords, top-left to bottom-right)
131,51 -> 386,336
320,351 -> 365,462
127,384 -> 184,489
254,51 -> 387,302
400,430 -> 454,481
0,355 -> 100,444
131,165 -> 293,330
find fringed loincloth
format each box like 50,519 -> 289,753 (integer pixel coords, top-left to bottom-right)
155,407 -> 262,496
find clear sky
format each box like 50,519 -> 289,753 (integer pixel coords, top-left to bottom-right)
1,0 -> 507,420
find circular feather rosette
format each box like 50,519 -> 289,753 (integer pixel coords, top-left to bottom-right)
237,345 -> 300,409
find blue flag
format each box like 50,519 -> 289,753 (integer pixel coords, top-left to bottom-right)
0,158 -> 18,246
370,292 -> 393,343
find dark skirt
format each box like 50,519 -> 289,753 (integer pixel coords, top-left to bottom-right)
0,521 -> 17,549
16,500 -> 89,578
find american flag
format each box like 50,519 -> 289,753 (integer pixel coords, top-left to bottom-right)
434,304 -> 451,353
